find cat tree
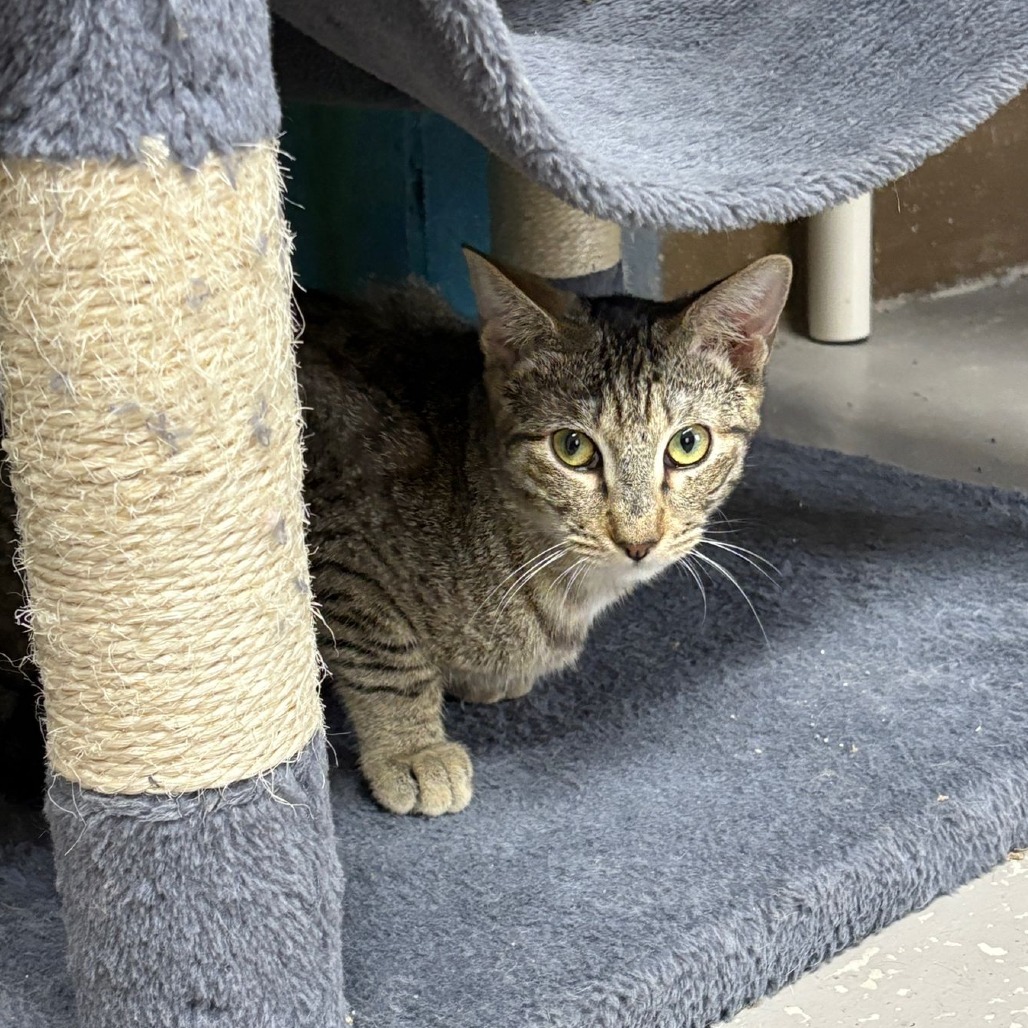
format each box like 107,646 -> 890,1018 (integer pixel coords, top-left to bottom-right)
488,159 -> 623,291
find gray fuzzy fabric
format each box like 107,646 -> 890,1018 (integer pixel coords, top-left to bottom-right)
2,439 -> 1026,1027
0,738 -> 347,1028
0,0 -> 279,164
271,0 -> 1028,231
271,17 -> 416,110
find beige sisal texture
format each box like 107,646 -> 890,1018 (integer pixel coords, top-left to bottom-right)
0,140 -> 324,795
489,158 -> 622,279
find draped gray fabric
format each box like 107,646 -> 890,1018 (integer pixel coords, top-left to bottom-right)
270,0 -> 1028,231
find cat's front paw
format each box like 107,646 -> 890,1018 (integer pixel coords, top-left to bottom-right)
362,741 -> 473,816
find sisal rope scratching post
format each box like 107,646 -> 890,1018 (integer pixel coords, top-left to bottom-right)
0,2 -> 346,1022
489,157 -> 622,287
0,140 -> 322,796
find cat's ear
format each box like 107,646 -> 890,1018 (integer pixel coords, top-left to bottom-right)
677,255 -> 793,383
463,247 -> 576,370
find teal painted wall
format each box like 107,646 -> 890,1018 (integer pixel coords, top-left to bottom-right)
281,106 -> 490,320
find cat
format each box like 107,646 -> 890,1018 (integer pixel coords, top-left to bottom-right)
298,249 -> 791,816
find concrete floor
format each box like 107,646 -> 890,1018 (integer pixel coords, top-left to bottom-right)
724,274 -> 1028,1027
728,855 -> 1027,1028
763,271 -> 1028,492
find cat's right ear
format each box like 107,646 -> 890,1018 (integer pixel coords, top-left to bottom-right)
463,247 -> 575,370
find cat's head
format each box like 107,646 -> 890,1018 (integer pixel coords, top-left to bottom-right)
465,248 -> 791,585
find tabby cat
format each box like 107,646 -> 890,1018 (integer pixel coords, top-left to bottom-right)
298,250 -> 791,816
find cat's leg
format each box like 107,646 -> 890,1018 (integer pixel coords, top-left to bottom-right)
446,670 -> 535,705
315,559 -> 473,814
327,643 -> 473,817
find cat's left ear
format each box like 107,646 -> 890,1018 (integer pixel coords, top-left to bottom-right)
463,247 -> 577,370
676,255 -> 793,383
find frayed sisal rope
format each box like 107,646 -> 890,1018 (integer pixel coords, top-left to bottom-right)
0,138 -> 323,795
489,157 -> 622,279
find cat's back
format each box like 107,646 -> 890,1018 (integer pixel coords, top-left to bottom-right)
296,281 -> 481,494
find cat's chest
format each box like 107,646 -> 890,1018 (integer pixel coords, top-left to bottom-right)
433,565 -> 633,683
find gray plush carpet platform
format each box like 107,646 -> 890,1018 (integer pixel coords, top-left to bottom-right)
3,437 -> 1027,1028
271,0 -> 1028,231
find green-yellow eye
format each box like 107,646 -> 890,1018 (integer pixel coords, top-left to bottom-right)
552,429 -> 599,469
665,425 -> 712,468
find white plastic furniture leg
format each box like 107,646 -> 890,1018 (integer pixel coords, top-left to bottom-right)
807,193 -> 873,343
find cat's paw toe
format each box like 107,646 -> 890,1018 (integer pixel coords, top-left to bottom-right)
365,741 -> 473,816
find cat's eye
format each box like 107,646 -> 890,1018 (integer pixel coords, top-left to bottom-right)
551,429 -> 599,470
665,425 -> 712,468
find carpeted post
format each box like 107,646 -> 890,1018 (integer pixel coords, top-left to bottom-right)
0,2 -> 345,1025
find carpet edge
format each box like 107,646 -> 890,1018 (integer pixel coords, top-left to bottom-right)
536,758 -> 1028,1028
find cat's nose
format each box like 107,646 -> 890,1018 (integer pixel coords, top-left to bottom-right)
619,539 -> 659,562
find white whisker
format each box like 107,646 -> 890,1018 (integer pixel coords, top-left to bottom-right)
676,555 -> 708,622
471,541 -> 566,623
691,549 -> 770,647
700,538 -> 779,580
494,549 -> 568,620
560,557 -> 594,605
551,556 -> 587,592
706,511 -> 752,535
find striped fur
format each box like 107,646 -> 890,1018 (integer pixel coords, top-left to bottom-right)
298,254 -> 791,815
